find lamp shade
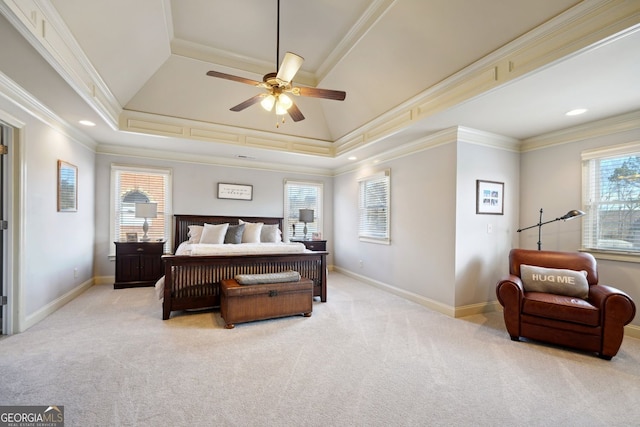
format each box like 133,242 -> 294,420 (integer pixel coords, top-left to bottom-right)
560,209 -> 585,220
135,202 -> 157,219
299,209 -> 314,223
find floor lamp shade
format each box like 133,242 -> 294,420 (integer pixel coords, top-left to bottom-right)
135,203 -> 157,241
517,208 -> 585,250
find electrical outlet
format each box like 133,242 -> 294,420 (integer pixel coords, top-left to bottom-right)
487,224 -> 493,234
74,268 -> 78,279
359,260 -> 363,268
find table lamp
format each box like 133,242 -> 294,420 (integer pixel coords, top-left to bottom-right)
298,209 -> 314,240
135,202 -> 157,241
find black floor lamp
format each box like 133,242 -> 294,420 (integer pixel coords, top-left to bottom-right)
517,208 -> 585,250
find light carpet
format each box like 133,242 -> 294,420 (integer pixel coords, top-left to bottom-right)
0,272 -> 639,426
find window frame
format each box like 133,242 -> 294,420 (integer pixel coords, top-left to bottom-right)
283,180 -> 323,242
581,142 -> 640,260
358,169 -> 391,245
109,164 -> 173,256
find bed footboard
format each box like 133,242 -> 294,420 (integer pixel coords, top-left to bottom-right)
161,252 -> 327,319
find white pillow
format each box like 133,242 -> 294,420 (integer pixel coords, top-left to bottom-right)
187,225 -> 204,243
261,223 -> 282,243
199,223 -> 229,244
239,220 -> 264,243
520,264 -> 589,299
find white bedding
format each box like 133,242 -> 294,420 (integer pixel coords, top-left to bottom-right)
155,241 -> 308,300
177,241 -> 306,256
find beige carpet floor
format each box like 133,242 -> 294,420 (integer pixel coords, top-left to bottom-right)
1,272 -> 639,426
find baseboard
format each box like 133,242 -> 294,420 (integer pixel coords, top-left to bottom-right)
625,324 -> 640,339
22,278 -> 94,332
332,268 -> 640,338
95,275 -> 115,286
333,267 -> 457,317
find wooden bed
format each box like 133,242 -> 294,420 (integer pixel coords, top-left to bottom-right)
160,214 -> 327,320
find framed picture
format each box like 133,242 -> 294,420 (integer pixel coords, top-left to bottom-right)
57,160 -> 78,212
312,232 -> 322,240
126,233 -> 138,242
217,183 -> 253,201
476,180 -> 504,215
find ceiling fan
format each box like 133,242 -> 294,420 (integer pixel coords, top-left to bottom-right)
206,0 -> 346,126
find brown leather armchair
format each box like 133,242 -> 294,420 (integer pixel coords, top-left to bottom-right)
496,249 -> 636,359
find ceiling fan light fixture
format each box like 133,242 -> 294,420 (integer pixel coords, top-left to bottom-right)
278,93 -> 293,109
261,95 -> 276,111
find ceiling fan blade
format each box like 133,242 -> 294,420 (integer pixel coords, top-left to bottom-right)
288,102 -> 305,122
294,86 -> 346,101
206,70 -> 262,86
230,94 -> 265,112
276,52 -> 304,84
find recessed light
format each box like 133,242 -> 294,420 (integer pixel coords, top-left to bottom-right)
565,108 -> 587,116
79,120 -> 96,126
348,156 -> 357,161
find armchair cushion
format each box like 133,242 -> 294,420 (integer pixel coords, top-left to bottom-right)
520,264 -> 589,298
522,292 -> 600,326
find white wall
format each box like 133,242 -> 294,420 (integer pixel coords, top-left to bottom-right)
94,153 -> 334,278
455,141 -> 520,308
334,129 -> 520,314
336,133 -> 482,311
0,94 -> 96,330
520,127 -> 640,328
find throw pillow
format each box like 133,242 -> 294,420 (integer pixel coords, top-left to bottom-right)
520,264 -> 589,299
261,224 -> 281,243
199,223 -> 229,244
224,223 -> 245,244
187,225 -> 204,243
239,220 -> 264,243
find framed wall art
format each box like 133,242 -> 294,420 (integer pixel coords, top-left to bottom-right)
57,160 -> 78,212
476,180 -> 504,215
217,183 -> 253,201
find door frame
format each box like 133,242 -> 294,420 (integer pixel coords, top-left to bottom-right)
0,110 -> 25,335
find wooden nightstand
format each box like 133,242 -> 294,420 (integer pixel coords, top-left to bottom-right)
114,241 -> 165,289
292,239 -> 327,251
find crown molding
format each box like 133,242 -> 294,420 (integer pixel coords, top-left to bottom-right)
0,0 -> 121,129
0,71 -> 97,151
119,109 -> 334,158
96,143 -> 333,177
315,0 -> 396,82
333,0 -> 640,156
520,109 -> 640,152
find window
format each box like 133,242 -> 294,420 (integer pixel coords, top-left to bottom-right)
358,169 -> 390,244
582,143 -> 640,254
110,165 -> 172,254
284,180 -> 323,241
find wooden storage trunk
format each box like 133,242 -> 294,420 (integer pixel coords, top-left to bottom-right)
220,278 -> 313,329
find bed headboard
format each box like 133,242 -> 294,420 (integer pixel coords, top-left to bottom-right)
173,215 -> 284,253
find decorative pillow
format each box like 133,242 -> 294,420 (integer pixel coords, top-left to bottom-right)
239,220 -> 264,243
187,225 -> 204,243
260,223 -> 282,243
199,223 -> 229,244
520,264 -> 589,299
224,223 -> 245,244
235,270 -> 301,285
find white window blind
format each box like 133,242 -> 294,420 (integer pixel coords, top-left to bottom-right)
358,169 -> 390,244
283,180 -> 323,241
582,143 -> 640,254
110,165 -> 173,254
